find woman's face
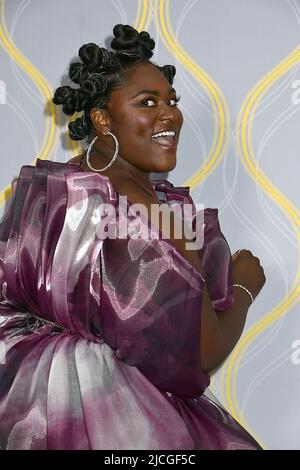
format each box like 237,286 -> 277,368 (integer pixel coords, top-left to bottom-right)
91,62 -> 183,174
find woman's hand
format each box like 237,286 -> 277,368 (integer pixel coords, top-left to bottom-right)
231,249 -> 266,301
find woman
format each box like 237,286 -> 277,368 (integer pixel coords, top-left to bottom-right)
0,24 -> 266,450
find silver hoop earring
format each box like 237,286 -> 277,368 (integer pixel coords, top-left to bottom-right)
86,131 -> 119,172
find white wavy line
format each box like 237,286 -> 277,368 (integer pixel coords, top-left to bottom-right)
175,0 -> 299,128
145,0 -> 154,31
246,65 -> 300,120
258,66 -> 300,154
196,122 -> 288,386
224,72 -> 300,411
152,0 -> 208,181
255,103 -> 300,248
191,59 -> 297,392
221,66 -> 299,224
216,72 -> 300,414
178,103 -> 207,165
162,0 -> 299,428
220,136 -> 290,359
286,0 -> 300,26
216,63 -> 299,243
8,0 -> 44,109
152,1 -> 162,60
175,0 -> 216,116
191,63 -> 299,205
182,15 -> 299,208
157,0 -> 209,157
210,311 -> 285,400
111,0 -> 128,23
208,319 -> 289,413
240,347 -> 292,416
1,91 -> 39,155
201,97 -> 292,400
216,167 -> 293,403
175,0 -> 230,206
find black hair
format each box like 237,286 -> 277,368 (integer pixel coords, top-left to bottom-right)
52,24 -> 176,142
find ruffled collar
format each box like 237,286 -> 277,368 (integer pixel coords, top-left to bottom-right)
47,158 -> 218,215
66,159 -> 191,202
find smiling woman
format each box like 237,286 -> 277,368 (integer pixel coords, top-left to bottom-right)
82,60 -> 183,178
0,23 -> 264,450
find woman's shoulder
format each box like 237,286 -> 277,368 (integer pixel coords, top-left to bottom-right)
66,154 -> 84,165
15,156 -> 113,201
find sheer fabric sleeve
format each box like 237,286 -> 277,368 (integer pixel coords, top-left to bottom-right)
0,159 -> 111,340
197,209 -> 235,311
0,161 -> 210,399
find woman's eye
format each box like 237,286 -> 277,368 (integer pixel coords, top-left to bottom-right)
141,98 -> 156,107
170,96 -> 181,106
140,96 -> 181,107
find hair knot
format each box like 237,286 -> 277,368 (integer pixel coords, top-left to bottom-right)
52,24 -> 176,140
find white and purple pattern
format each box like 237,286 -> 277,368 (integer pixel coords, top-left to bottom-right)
0,159 -> 262,450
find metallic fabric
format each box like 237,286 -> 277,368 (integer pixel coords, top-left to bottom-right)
0,159 -> 262,450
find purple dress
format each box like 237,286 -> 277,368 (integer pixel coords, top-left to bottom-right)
0,158 -> 262,450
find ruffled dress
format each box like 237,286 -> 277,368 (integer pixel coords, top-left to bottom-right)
0,158 -> 262,450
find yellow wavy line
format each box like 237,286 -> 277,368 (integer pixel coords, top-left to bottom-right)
220,47 -> 300,404
134,0 -> 143,27
0,0 -> 59,208
145,1 -> 154,31
135,0 -> 147,30
153,0 -> 231,399
0,0 -> 151,204
154,0 -> 231,190
221,45 -> 300,450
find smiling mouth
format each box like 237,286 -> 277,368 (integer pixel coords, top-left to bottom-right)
151,135 -> 177,149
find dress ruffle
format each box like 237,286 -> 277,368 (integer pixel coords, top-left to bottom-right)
0,159 -> 262,450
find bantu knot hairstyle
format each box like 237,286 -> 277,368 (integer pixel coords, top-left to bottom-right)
52,24 -> 176,141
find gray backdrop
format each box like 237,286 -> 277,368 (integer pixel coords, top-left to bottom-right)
1,0 -> 300,450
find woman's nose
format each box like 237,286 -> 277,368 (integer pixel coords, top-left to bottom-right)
158,105 -> 176,122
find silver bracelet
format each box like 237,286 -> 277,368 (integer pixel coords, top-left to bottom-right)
233,283 -> 254,305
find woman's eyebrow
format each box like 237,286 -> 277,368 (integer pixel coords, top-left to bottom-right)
130,87 -> 176,99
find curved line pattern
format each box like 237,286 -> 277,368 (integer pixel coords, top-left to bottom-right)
0,0 -> 151,209
135,0 -> 148,30
0,0 -> 60,210
134,0 -> 142,26
154,0 -> 231,189
221,46 -> 300,450
9,1 -> 44,110
240,348 -> 292,418
215,64 -> 300,414
152,0 -> 232,402
217,64 -> 300,406
2,0 -> 298,451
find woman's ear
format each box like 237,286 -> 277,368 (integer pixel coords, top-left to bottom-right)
89,108 -> 111,134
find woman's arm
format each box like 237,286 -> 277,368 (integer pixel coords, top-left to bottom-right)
200,285 -> 250,374
201,249 -> 266,374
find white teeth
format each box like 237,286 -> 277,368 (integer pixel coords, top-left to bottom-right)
152,130 -> 176,138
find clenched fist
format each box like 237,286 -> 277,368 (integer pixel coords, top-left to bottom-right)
231,249 -> 266,301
